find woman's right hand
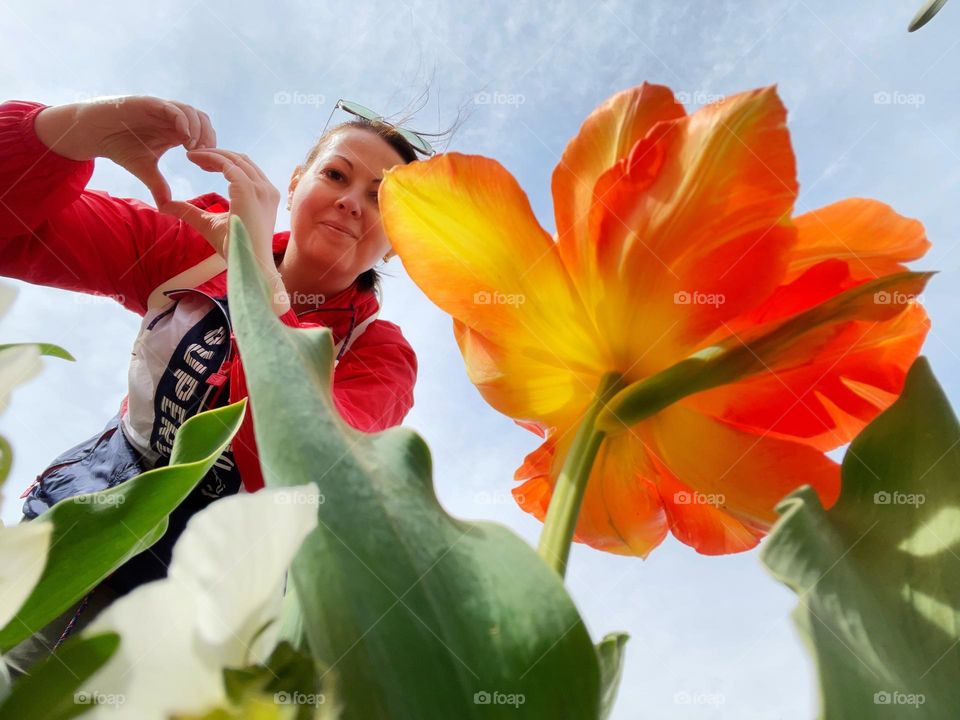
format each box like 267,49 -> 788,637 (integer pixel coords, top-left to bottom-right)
34,95 -> 217,208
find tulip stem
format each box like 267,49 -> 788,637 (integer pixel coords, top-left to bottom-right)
538,373 -> 623,577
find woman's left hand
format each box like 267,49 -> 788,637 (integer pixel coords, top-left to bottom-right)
159,147 -> 281,265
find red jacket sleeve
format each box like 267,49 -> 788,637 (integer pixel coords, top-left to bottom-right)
329,320 -> 417,431
0,100 -> 215,316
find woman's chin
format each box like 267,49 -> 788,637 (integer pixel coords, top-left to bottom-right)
295,224 -> 347,251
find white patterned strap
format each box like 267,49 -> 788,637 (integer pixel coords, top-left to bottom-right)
147,254 -> 227,311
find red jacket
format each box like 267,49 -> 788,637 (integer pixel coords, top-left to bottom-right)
0,100 -> 417,493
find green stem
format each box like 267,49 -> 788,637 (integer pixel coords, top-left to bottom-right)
537,373 -> 623,577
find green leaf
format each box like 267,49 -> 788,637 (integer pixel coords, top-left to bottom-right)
0,400 -> 246,652
223,641 -> 331,720
596,633 -> 628,720
0,435 -> 12,488
597,271 -> 932,433
0,283 -> 74,497
0,341 -> 72,493
0,281 -> 74,492
0,343 -> 75,362
761,357 -> 960,719
0,631 -> 119,720
226,216 -> 603,718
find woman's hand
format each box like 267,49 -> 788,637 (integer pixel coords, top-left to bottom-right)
159,148 -> 280,261
34,95 -> 215,207
159,148 -> 290,315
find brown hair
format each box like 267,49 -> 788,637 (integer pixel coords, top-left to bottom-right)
298,119 -> 420,297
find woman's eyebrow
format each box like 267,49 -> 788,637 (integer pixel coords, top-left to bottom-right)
332,154 -> 354,170
331,153 -> 381,183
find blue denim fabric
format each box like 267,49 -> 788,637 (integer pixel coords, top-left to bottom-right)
22,412 -> 146,519
21,412 -> 236,597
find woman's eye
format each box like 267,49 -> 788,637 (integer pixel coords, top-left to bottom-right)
324,168 -> 345,181
368,192 -> 379,202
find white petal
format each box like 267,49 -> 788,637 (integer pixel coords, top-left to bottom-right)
84,583 -> 219,720
0,520 -> 53,629
0,345 -> 42,418
0,282 -> 16,319
82,483 -> 319,719
172,483 -> 320,658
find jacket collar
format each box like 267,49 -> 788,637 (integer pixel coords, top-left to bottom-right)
270,230 -> 381,327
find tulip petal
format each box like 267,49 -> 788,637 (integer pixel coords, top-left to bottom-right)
685,303 -> 930,451
685,197 -> 932,445
596,270 -> 931,440
651,456 -> 764,555
721,271 -> 931,376
381,153 -> 600,373
643,403 -> 840,555
786,198 -> 930,283
586,86 -> 799,371
552,82 -> 685,294
454,319 -> 598,429
718,257 -> 857,334
514,426 -> 669,558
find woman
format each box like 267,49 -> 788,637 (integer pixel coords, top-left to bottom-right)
0,95 -> 425,669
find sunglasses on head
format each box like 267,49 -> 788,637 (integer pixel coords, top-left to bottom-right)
322,99 -> 435,157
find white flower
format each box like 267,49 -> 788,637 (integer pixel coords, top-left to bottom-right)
80,484 -> 320,719
0,519 -> 54,691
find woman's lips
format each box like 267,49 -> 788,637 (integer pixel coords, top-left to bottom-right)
318,221 -> 356,239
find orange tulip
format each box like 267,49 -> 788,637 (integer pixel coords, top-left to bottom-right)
380,83 -> 931,562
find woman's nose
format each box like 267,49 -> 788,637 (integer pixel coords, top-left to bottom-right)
336,195 -> 361,217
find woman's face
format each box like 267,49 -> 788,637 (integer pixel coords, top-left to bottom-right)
287,127 -> 406,285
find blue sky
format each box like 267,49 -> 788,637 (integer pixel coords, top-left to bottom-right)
2,1 -> 958,717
